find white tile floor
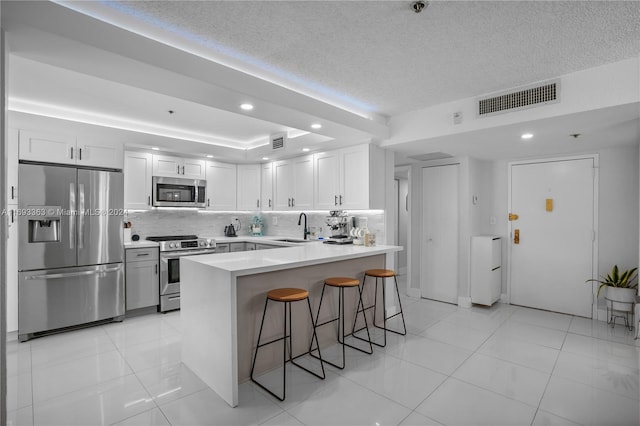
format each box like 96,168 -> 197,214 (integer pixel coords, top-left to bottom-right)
6,280 -> 640,426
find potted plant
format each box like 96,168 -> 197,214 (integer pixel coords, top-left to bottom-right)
586,265 -> 638,311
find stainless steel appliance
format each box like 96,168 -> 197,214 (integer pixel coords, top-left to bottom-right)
18,163 -> 125,341
146,235 -> 216,312
324,210 -> 353,244
152,176 -> 206,208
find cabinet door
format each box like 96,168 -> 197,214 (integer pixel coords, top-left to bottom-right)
124,152 -> 153,210
292,155 -> 314,209
216,244 -> 230,253
260,163 -> 274,211
7,128 -> 18,204
237,164 -> 261,211
340,144 -> 370,209
125,259 -> 159,310
182,158 -> 206,179
273,160 -> 293,210
19,130 -> 76,165
153,155 -> 182,177
314,151 -> 340,209
205,161 -> 237,210
245,243 -> 256,251
6,206 -> 18,332
77,138 -> 124,169
230,242 -> 246,252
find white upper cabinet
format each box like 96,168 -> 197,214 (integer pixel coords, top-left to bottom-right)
273,155 -> 314,210
205,161 -> 236,210
7,128 -> 18,205
260,162 -> 274,211
237,164 -> 261,211
314,144 -> 383,210
124,152 -> 153,210
18,130 -> 123,169
153,155 -> 206,179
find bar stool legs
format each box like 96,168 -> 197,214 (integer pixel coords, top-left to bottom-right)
309,277 -> 373,369
353,270 -> 407,348
250,288 -> 325,401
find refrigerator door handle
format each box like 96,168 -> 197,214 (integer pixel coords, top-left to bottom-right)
23,266 -> 122,280
69,182 -> 76,249
78,183 -> 85,249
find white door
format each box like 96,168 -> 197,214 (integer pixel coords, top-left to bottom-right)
260,163 -> 274,210
153,155 -> 181,177
421,165 -> 459,304
291,155 -> 314,209
509,158 -> 595,317
205,161 -> 237,210
76,138 -> 123,169
314,151 -> 340,209
273,160 -> 293,210
19,130 -> 76,165
341,144 -> 370,209
237,164 -> 261,211
124,152 -> 152,210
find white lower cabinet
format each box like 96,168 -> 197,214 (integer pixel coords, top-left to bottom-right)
125,247 -> 160,311
470,236 -> 502,306
6,205 -> 18,332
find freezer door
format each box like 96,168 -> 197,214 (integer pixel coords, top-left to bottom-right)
18,164 -> 77,270
18,263 -> 125,340
77,169 -> 124,266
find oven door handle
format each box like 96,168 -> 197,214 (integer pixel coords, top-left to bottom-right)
161,249 -> 216,258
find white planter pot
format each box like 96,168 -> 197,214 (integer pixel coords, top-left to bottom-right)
605,286 -> 636,312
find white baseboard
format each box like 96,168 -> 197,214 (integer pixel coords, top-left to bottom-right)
458,296 -> 472,308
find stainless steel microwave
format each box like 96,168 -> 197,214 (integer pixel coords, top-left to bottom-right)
152,176 -> 207,208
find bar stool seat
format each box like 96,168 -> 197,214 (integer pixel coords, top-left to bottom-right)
268,288 -> 309,302
353,269 -> 407,348
324,277 -> 360,287
251,287 -> 325,401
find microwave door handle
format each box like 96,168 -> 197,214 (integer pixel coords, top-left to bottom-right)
78,183 -> 85,249
69,182 -> 76,249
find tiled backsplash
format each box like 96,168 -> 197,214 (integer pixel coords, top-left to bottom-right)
124,210 -> 386,242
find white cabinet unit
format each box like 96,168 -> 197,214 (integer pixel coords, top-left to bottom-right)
314,144 -> 384,210
205,161 -> 237,210
6,206 -> 18,332
230,242 -> 246,252
153,155 -> 206,179
125,247 -> 160,311
237,164 -> 261,211
19,130 -> 123,169
260,163 -> 274,211
216,243 -> 230,253
7,128 -> 18,204
124,151 -> 153,210
274,155 -> 313,210
470,236 -> 502,306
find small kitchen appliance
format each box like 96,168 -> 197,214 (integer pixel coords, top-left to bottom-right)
323,210 -> 353,244
250,215 -> 263,236
146,235 -> 216,312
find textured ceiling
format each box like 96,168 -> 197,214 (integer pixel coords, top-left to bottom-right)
83,0 -> 640,117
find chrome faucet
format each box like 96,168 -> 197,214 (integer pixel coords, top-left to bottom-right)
297,212 -> 309,240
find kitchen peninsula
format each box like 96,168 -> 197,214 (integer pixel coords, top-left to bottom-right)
180,241 -> 402,407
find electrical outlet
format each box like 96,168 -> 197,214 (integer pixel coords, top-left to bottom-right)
272,216 -> 278,225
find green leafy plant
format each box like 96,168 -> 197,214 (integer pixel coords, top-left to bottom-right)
586,265 -> 638,297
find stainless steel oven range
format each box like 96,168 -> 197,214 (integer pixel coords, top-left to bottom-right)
146,235 -> 216,312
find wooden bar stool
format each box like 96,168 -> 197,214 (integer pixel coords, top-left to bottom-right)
310,277 -> 373,369
250,287 -> 325,401
353,269 -> 406,347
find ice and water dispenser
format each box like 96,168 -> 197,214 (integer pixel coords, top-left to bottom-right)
27,206 -> 61,243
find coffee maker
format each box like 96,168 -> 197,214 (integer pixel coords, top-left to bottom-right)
324,210 -> 353,244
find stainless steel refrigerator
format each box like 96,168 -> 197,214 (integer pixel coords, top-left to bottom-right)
18,163 -> 125,341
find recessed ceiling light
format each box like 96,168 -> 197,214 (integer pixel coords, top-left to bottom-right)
240,103 -> 254,111
206,154 -> 214,158
311,123 -> 322,129
302,148 -> 310,152
262,157 -> 269,161
151,147 -> 160,151
521,133 -> 534,140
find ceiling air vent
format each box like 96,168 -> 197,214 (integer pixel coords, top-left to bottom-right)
271,132 -> 287,151
477,79 -> 560,117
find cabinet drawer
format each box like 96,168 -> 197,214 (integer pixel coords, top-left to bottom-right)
126,247 -> 159,262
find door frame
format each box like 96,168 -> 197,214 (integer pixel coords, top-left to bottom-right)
394,165 -> 412,294
507,154 -> 599,319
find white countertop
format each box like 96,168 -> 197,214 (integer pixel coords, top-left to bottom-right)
182,242 -> 402,276
124,241 -> 159,249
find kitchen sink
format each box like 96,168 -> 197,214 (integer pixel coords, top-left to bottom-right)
273,238 -> 314,243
